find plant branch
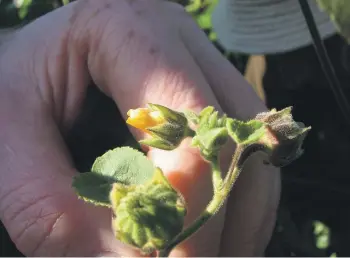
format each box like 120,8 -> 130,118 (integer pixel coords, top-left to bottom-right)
210,158 -> 223,192
158,144 -> 261,257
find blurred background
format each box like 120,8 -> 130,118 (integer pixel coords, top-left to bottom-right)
0,0 -> 349,257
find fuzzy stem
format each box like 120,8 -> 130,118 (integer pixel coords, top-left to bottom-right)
211,159 -> 223,192
158,144 -> 261,257
185,127 -> 196,138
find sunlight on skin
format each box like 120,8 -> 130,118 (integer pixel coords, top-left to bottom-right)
0,0 -> 280,256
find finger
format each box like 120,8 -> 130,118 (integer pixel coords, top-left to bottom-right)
179,16 -> 281,256
0,1 -> 236,256
0,85 -> 134,256
0,3 -> 141,257
73,1 -> 230,256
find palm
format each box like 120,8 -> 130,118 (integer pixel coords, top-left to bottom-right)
5,171 -> 143,256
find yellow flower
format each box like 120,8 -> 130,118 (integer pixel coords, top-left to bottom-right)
126,103 -> 193,150
126,108 -> 166,133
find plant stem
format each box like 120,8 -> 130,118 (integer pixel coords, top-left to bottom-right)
158,144 -> 260,257
185,127 -> 196,138
211,159 -> 223,192
158,195 -> 221,257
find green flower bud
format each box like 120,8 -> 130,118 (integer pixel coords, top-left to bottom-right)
191,106 -> 229,160
109,168 -> 186,255
127,103 -> 194,150
192,127 -> 228,160
255,107 -> 311,167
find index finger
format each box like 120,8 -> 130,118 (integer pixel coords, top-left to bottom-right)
75,1 -> 229,256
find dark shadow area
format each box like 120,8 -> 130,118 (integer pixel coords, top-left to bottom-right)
264,34 -> 350,257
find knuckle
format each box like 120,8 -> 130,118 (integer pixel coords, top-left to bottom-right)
68,0 -> 127,48
150,69 -> 208,111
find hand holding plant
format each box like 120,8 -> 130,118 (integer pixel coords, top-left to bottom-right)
73,103 -> 311,257
0,1 -> 286,256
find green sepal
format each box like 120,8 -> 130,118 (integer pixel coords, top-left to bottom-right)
109,184 -> 136,210
192,106 -> 229,160
217,113 -> 228,126
148,103 -> 187,126
192,127 -> 228,160
199,106 -> 215,118
138,103 -> 192,150
139,137 -> 176,150
147,123 -> 183,142
196,107 -> 227,133
226,118 -> 266,145
183,109 -> 200,125
208,110 -> 219,128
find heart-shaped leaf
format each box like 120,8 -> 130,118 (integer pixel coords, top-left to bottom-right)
91,146 -> 155,185
72,172 -> 115,207
72,147 -> 156,206
226,118 -> 266,145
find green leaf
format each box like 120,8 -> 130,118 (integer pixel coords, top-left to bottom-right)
226,118 -> 266,145
313,220 -> 330,250
196,106 -> 225,134
92,147 -> 155,185
192,127 -> 228,160
192,127 -> 228,151
185,0 -> 202,13
192,106 -> 228,160
17,0 -> 32,19
183,109 -> 199,125
199,106 -> 215,118
72,147 -> 156,206
72,172 -> 114,207
316,0 -> 350,42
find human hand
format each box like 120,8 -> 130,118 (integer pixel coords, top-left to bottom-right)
0,0 -> 280,256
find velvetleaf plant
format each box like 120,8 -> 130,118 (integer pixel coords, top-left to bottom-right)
72,103 -> 311,257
